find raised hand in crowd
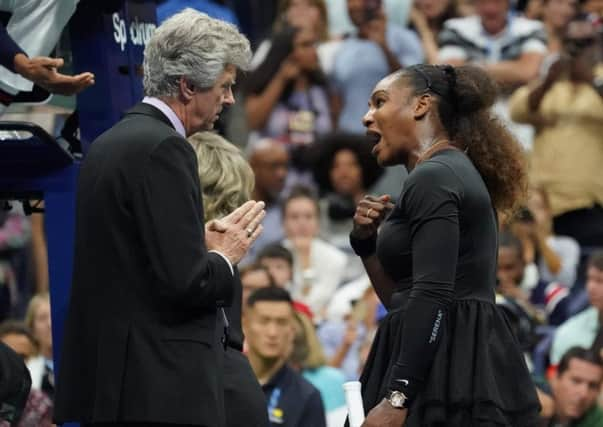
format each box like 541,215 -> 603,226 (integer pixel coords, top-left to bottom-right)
205,200 -> 266,265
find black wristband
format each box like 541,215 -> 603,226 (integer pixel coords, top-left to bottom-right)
388,363 -> 422,408
349,233 -> 377,258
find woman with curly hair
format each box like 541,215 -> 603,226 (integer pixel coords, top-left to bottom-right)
347,64 -> 540,426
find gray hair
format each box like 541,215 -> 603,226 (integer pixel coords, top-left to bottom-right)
143,8 -> 251,97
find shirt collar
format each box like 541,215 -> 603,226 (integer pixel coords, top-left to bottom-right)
142,96 -> 186,137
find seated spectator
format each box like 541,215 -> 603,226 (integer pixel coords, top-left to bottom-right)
409,0 -> 463,64
498,230 -> 570,326
290,311 -> 346,427
241,263 -> 278,309
244,287 -> 326,427
318,285 -> 379,380
311,133 -> 383,253
551,251 -> 603,364
281,186 -> 347,320
0,209 -> 30,321
0,321 -> 52,427
253,246 -> 315,319
257,243 -> 296,290
509,15 -> 603,246
438,0 -> 547,148
0,342 -> 30,427
24,293 -> 52,399
539,347 -> 603,426
246,139 -> 290,263
525,187 -> 580,287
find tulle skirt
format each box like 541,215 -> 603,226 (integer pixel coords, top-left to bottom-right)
359,297 -> 541,426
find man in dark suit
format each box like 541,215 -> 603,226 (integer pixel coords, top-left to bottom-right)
54,9 -> 262,427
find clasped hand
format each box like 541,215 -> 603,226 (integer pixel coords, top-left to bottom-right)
351,195 -> 394,240
361,399 -> 407,427
205,200 -> 265,265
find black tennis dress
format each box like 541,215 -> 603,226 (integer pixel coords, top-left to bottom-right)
359,149 -> 540,426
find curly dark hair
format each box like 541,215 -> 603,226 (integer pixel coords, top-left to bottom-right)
311,132 -> 384,195
397,64 -> 528,214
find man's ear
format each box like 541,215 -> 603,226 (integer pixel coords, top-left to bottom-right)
178,77 -> 195,102
413,94 -> 432,120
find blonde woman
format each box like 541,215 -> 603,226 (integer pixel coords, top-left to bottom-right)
188,131 -> 268,427
24,292 -> 52,396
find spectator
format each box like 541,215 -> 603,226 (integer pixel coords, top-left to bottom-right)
0,210 -> 30,321
498,230 -> 572,326
438,0 -> 547,86
247,139 -> 290,261
331,0 -> 423,134
0,322 -> 52,427
256,243 -> 295,290
438,0 -> 547,148
244,286 -> 326,427
281,186 -> 347,319
24,293 -> 52,399
0,342 -> 30,427
245,25 -> 333,147
542,0 -> 580,53
550,251 -> 603,364
311,132 -> 383,254
409,0 -> 463,63
540,347 -> 603,426
241,263 -> 277,308
318,285 -> 379,380
289,311 -> 346,427
509,15 -> 603,246
525,187 -> 581,287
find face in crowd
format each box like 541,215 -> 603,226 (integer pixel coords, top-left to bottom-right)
330,149 -> 364,197
553,356 -> 603,420
586,263 -> 603,311
244,299 -> 294,361
250,142 -> 289,201
283,195 -> 320,239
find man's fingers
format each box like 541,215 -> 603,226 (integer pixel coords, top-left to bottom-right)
222,200 -> 256,224
248,224 -> 263,244
34,56 -> 63,68
207,219 -> 228,233
245,209 -> 266,235
241,201 -> 265,227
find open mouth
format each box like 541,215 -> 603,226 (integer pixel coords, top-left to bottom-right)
366,130 -> 381,155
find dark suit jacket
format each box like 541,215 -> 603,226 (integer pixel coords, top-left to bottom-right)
54,103 -> 235,426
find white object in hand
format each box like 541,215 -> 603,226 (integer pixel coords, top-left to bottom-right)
343,381 -> 365,427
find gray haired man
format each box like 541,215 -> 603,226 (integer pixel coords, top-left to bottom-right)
54,9 -> 264,427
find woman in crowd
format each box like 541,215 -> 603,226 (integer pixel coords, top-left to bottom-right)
281,185 -> 347,321
245,25 -> 333,149
188,131 -> 268,427
24,292 -> 53,400
348,64 -> 540,426
408,0 -> 462,64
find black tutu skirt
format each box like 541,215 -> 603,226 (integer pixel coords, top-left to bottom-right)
359,296 -> 541,427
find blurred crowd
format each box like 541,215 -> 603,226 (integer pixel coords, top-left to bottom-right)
2,0 -> 603,425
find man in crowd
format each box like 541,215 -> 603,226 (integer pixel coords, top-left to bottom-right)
54,9 -> 265,426
551,251 -> 603,364
244,287 -> 326,427
540,347 -> 603,426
